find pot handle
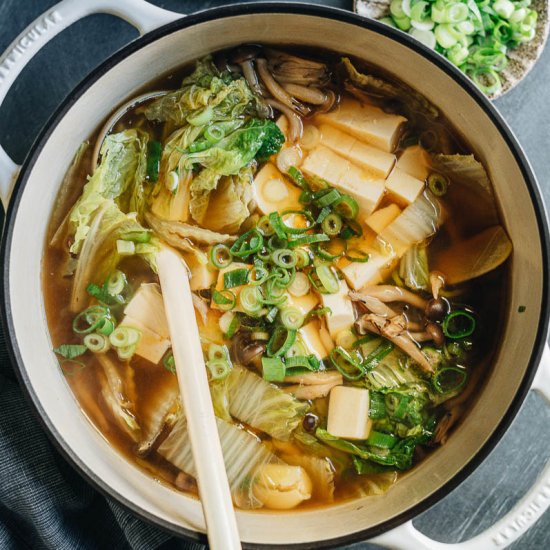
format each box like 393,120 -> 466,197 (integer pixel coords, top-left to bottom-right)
0,0 -> 182,211
371,343 -> 550,550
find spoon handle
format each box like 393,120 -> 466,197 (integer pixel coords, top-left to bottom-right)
157,248 -> 241,550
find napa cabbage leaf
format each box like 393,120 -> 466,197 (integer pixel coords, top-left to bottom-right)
68,129 -> 149,254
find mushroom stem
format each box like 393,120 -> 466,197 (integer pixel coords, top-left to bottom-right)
257,58 -> 310,116
357,318 -> 433,373
357,285 -> 428,310
349,292 -> 398,317
240,59 -> 264,96
282,83 -> 327,105
430,271 -> 446,299
266,99 -> 303,142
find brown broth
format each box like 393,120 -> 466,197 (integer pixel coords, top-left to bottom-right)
42,45 -> 508,509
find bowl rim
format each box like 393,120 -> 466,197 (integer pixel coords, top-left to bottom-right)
1,3 -> 549,549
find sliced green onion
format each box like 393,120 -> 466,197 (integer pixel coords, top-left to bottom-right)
304,306 -> 332,323
280,307 -> 305,330
321,213 -> 343,236
313,188 -> 341,208
443,310 -> 476,339
109,326 -> 141,348
346,248 -> 370,263
248,266 -> 269,285
163,351 -> 176,374
333,195 -> 359,219
219,311 -> 238,337
268,212 -> 288,240
266,306 -> 280,323
428,173 -> 449,196
369,391 -> 387,419
262,278 -> 288,305
267,234 -> 289,251
366,430 -> 398,449
210,244 -> 233,269
257,215 -> 275,236
83,333 -> 110,353
120,230 -> 151,244
286,355 -> 320,371
330,346 -> 364,380
316,206 -> 331,225
315,264 -> 340,294
433,366 -> 468,394
96,318 -> 115,336
224,268 -> 249,289
239,286 -> 263,315
267,326 -> 297,357
212,289 -> 237,311
287,166 -> 310,191
315,238 -> 347,261
106,270 -> 127,297
288,272 -> 311,297
208,344 -> 230,362
294,248 -> 311,268
288,233 -> 330,248
73,306 -> 112,335
207,360 -> 232,381
262,356 -> 286,382
494,0 -> 515,19
271,248 -> 297,269
340,220 -> 363,240
230,229 -> 264,258
281,209 -> 315,235
117,344 -> 137,361
53,344 -> 87,360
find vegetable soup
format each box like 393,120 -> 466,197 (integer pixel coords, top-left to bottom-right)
43,46 -> 511,510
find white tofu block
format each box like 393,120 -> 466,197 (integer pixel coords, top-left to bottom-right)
341,251 -> 396,290
302,146 -> 385,216
299,322 -> 330,360
124,283 -> 169,339
120,315 -> 171,365
285,292 -> 319,315
341,163 -> 386,216
317,99 -> 407,152
366,204 -> 402,234
327,386 -> 372,440
396,145 -> 430,180
184,253 -> 217,291
318,124 -> 396,178
320,279 -> 355,338
253,163 -> 302,215
385,167 -> 425,205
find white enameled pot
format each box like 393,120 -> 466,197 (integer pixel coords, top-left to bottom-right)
1,2 -> 550,548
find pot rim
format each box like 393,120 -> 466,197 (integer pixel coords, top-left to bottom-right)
1,3 -> 549,548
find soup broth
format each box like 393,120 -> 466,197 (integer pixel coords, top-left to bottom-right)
43,45 -> 510,510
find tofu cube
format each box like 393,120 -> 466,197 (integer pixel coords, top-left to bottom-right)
124,283 -> 169,339
318,124 -> 396,178
327,386 -> 372,440
302,146 -> 385,216
385,167 -> 425,205
120,315 -> 171,365
396,145 -> 430,180
320,279 -> 355,338
253,163 -> 302,215
366,204 -> 402,234
184,253 -> 217,291
299,322 -> 330,360
317,99 -> 406,152
341,251 -> 396,290
285,292 -> 319,315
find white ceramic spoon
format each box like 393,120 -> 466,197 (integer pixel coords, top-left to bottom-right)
156,247 -> 241,550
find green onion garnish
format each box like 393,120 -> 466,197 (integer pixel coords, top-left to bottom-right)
120,230 -> 152,243
333,194 -> 359,219
207,360 -> 232,381
368,391 -> 386,419
212,289 -> 237,311
314,264 -> 340,294
210,244 -> 233,269
267,326 -> 297,357
287,166 -> 310,191
109,326 -> 141,348
223,268 -> 249,289
329,346 -> 364,380
345,248 -> 370,263
321,213 -> 343,236
230,229 -> 264,258
83,333 -> 110,353
288,233 -> 330,248
146,140 -> 162,182
366,430 -> 398,449
239,286 -> 263,315
362,340 -> 394,371
433,366 -> 468,394
53,344 -> 87,360
271,248 -> 297,269
280,306 -> 305,330
72,306 -> 113,335
428,173 -> 449,196
262,356 -> 286,382
443,310 -> 476,339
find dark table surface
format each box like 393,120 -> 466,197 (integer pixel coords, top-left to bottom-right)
1,1 -> 549,549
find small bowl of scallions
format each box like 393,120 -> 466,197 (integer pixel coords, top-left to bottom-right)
355,0 -> 549,97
